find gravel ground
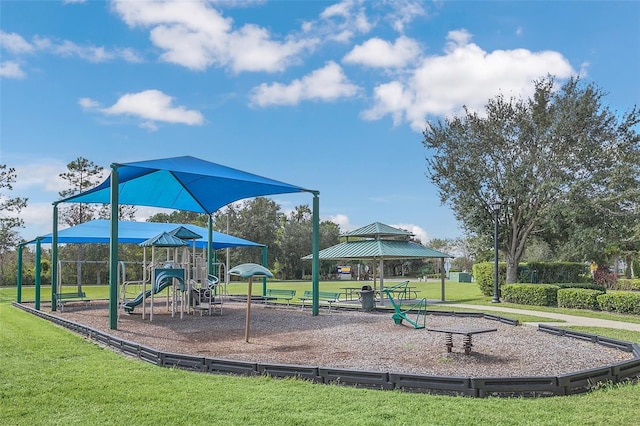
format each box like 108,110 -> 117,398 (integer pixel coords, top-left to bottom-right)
44,300 -> 633,378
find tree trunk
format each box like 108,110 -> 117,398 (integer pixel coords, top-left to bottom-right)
506,258 -> 518,284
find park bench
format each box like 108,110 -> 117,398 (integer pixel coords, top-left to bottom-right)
299,290 -> 341,311
56,291 -> 90,312
264,289 -> 296,307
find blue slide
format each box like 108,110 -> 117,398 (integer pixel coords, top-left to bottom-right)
123,268 -> 184,313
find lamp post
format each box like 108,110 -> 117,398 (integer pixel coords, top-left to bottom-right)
492,200 -> 502,303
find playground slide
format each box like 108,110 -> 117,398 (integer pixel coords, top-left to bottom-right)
123,269 -> 184,313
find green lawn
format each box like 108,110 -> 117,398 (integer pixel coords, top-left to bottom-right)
1,283 -> 640,425
1,300 -> 639,426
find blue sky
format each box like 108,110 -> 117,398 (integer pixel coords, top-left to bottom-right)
1,0 -> 639,244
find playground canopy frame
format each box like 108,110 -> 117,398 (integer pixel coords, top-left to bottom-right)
50,155 -> 320,329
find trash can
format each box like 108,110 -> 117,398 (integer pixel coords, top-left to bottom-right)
358,285 -> 375,311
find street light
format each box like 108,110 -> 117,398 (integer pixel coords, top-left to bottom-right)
492,200 -> 502,303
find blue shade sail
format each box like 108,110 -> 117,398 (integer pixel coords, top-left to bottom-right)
59,156 -> 313,213
28,219 -> 262,249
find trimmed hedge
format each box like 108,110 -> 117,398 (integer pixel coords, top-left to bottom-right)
555,282 -> 606,292
472,262 -> 506,296
614,279 -> 640,292
597,292 -> 640,315
557,288 -> 604,310
522,262 -> 590,284
472,262 -> 591,296
502,284 -> 559,306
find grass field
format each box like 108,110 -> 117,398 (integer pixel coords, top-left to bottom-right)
2,282 -> 639,425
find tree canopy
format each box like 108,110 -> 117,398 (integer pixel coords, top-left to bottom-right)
423,76 -> 639,283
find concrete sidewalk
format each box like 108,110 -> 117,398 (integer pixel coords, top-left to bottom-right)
436,303 -> 640,332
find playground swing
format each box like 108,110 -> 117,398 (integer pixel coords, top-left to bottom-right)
382,281 -> 428,329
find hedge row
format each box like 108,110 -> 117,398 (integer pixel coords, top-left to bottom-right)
503,285 -> 640,314
501,284 -> 559,306
557,288 -> 604,310
472,262 -> 590,297
555,282 -> 606,292
614,279 -> 640,292
598,292 -> 640,315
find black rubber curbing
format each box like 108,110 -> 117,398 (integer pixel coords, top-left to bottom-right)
12,302 -> 640,398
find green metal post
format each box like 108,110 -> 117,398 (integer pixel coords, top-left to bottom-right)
109,165 -> 119,330
35,238 -> 41,310
51,203 -> 59,311
16,244 -> 23,303
312,192 -> 320,316
207,215 -> 213,275
262,246 -> 268,296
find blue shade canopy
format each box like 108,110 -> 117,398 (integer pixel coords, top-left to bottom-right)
139,232 -> 189,247
59,156 -> 314,213
228,263 -> 274,278
28,219 -> 262,249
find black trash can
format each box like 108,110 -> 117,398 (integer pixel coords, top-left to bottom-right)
358,285 -> 375,311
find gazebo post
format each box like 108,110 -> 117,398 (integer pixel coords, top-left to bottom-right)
440,257 -> 446,302
379,258 -> 385,306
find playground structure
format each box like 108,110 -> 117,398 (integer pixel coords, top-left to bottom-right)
113,228 -> 227,320
382,281 -> 428,329
119,233 -> 227,321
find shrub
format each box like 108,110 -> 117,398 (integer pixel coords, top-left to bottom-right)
472,262 -> 506,296
597,292 -> 640,315
502,284 -> 559,306
524,262 -> 590,284
557,288 -> 603,310
594,267 -> 618,289
555,282 -> 606,292
614,279 -> 640,292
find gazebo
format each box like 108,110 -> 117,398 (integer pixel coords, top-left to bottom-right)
49,156 -> 321,329
303,222 -> 453,303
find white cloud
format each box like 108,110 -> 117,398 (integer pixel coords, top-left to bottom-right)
47,39 -> 143,63
250,61 -> 360,107
112,0 -> 314,72
88,89 -> 205,128
324,213 -> 354,232
0,61 -> 26,79
78,97 -> 101,109
0,31 -> 35,54
391,223 -> 429,243
301,0 -> 372,44
386,0 -> 427,33
0,30 -> 142,66
13,160 -> 70,194
20,202 -> 56,241
343,36 -> 421,68
362,29 -> 575,130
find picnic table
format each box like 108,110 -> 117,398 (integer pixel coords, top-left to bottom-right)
339,287 -> 362,301
387,286 -> 419,299
427,326 -> 497,355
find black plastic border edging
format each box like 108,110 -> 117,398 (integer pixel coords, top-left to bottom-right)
12,302 -> 640,398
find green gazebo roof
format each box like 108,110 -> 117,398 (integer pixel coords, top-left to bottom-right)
302,239 -> 452,260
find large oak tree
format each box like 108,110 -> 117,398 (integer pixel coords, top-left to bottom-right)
423,76 -> 639,283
